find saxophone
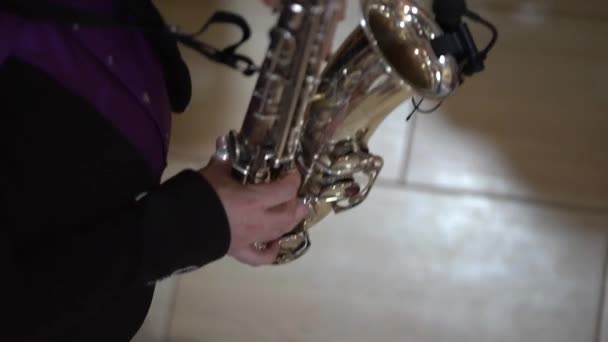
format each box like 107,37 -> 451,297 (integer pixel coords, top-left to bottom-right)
215,0 -> 494,264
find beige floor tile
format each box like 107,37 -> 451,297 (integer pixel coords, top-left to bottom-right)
366,105 -> 414,182
602,279 -> 608,342
132,278 -> 178,342
168,186 -> 608,342
467,0 -> 608,21
405,8 -> 608,207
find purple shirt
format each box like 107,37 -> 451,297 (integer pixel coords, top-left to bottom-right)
0,0 -> 172,179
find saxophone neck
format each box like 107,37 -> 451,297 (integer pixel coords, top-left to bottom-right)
301,1 -> 464,162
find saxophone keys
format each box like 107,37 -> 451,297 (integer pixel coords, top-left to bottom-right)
275,228 -> 311,264
318,181 -> 360,203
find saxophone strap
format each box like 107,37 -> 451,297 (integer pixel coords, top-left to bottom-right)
172,11 -> 259,76
0,0 -> 259,76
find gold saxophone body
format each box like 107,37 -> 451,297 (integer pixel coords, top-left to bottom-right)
216,0 -> 472,264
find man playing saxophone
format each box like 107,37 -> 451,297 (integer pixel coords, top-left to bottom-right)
1,0 -> 496,339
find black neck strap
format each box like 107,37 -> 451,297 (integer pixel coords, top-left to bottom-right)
0,0 -> 259,76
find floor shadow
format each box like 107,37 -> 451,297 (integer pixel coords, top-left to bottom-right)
132,333 -> 199,342
409,6 -> 608,210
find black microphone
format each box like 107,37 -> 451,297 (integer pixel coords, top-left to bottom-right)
408,0 -> 498,120
430,0 -> 497,76
432,0 -> 467,32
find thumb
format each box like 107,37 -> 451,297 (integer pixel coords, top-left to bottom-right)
251,171 -> 302,208
238,242 -> 281,266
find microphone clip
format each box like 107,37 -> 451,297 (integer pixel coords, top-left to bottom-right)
431,21 -> 484,76
430,4 -> 498,79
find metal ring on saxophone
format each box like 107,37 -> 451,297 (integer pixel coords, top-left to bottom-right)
275,230 -> 311,264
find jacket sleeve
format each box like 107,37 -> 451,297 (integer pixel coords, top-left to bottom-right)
3,169 -> 231,339
129,168 -> 232,283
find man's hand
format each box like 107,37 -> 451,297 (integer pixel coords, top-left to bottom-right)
200,159 -> 309,266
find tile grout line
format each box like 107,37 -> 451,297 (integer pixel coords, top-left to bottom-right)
374,178 -> 608,214
594,237 -> 608,342
163,276 -> 182,342
478,4 -> 608,23
398,114 -> 418,186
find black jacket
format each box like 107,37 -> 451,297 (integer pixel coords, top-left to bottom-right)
1,1 -> 231,341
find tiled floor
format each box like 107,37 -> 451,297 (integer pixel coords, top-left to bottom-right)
135,1 -> 608,341
406,6 -> 608,208
168,190 -> 608,342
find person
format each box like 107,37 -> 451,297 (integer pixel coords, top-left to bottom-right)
0,0 -> 345,340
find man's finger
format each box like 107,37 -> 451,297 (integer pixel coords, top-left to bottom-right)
260,199 -> 309,241
238,242 -> 280,266
250,171 -> 302,208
